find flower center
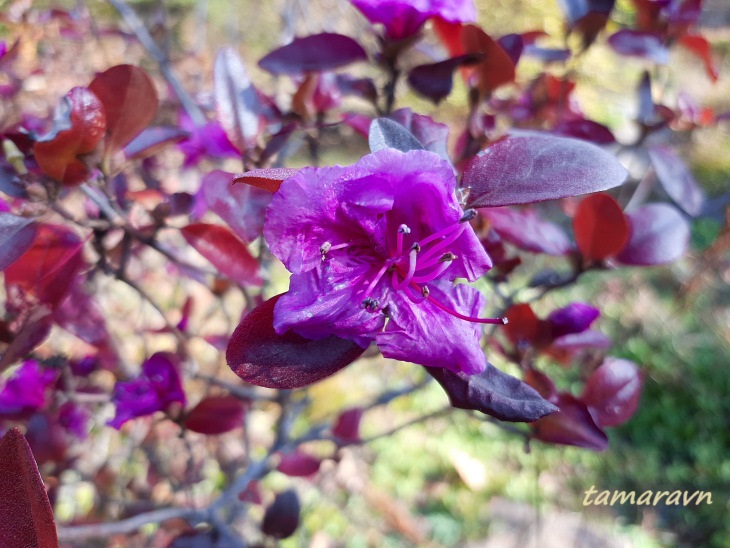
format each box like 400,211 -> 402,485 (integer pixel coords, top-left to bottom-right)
320,210 -> 506,326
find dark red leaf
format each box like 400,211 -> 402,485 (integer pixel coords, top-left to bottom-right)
181,223 -> 262,286
462,136 -> 628,208
183,396 -> 246,435
277,451 -> 321,477
259,33 -> 367,75
531,393 -> 608,451
504,303 -> 543,346
607,30 -> 668,64
433,18 -> 465,57
461,25 -> 515,95
88,65 -> 158,155
202,170 -> 272,242
407,54 -> 481,104
552,118 -> 615,145
616,203 -> 690,265
232,168 -> 299,193
261,489 -> 300,539
426,363 -> 557,422
34,87 -> 106,186
214,48 -> 263,152
332,407 -> 363,443
0,428 -> 58,548
226,295 -> 365,389
0,213 -> 37,271
481,207 -> 572,256
238,480 -> 262,505
524,368 -> 557,401
0,312 -> 52,373
4,224 -> 85,307
573,193 -> 629,261
648,146 -> 705,217
124,126 -> 188,159
678,34 -> 718,83
581,358 -> 642,427
368,118 -> 424,154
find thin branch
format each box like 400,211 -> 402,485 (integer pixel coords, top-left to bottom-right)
361,406 -> 452,444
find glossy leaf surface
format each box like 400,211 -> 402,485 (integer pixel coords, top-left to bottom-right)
581,359 -> 642,427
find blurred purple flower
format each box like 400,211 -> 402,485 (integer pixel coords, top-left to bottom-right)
265,149 -> 500,375
351,0 -> 476,41
0,360 -> 57,416
58,402 -> 89,439
177,112 -> 240,167
547,302 -> 600,337
108,352 -> 186,429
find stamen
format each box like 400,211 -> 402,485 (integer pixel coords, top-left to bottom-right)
362,264 -> 389,297
410,282 -> 507,325
395,247 -> 419,289
412,260 -> 453,283
418,222 -> 462,249
320,241 -> 331,256
459,209 -> 477,223
418,222 -> 467,263
396,224 -> 410,256
414,252 -> 457,273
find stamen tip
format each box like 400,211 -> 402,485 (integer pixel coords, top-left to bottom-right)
398,224 -> 411,234
459,209 -> 477,223
501,317 -> 509,325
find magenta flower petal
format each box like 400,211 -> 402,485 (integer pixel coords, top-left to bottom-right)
377,282 -> 487,374
0,361 -> 57,417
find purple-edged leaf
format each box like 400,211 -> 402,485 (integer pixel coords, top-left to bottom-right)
262,490 -> 300,539
332,407 -> 363,443
0,428 -> 58,548
202,170 -> 272,243
463,136 -> 628,208
637,71 -> 655,125
551,330 -> 612,351
183,396 -> 246,435
648,146 -> 705,217
573,193 -> 629,261
552,119 -> 615,145
124,126 -> 188,159
214,48 -> 263,152
226,295 -> 365,389
232,168 -> 299,193
181,223 -> 262,286
616,203 -> 690,265
607,30 -> 668,64
581,358 -> 642,427
277,451 -> 321,477
497,34 -> 524,66
390,109 -> 450,162
531,393 -> 608,451
425,363 -> 558,422
481,207 -> 572,256
407,54 -> 481,104
369,118 -> 424,154
0,213 -> 37,271
259,33 -> 367,75
523,45 -> 571,63
0,313 -> 52,373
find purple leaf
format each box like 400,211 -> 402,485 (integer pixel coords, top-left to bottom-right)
201,170 -> 272,243
581,358 -> 642,427
0,315 -> 52,374
214,48 -> 263,152
463,136 -> 628,208
259,33 -> 367,75
531,393 -> 608,451
262,490 -> 300,539
523,45 -> 571,62
389,108 -> 450,162
480,207 -> 572,256
616,203 -> 690,265
552,118 -> 615,145
181,223 -> 262,286
0,213 -> 37,271
407,54 -> 481,104
0,428 -> 58,548
226,295 -> 365,389
607,30 -> 669,64
497,34 -> 524,66
551,330 -> 612,351
648,146 -> 705,217
183,396 -> 246,435
547,303 -> 600,337
124,126 -> 188,159
425,363 -> 558,422
277,451 -> 321,477
368,118 -> 424,154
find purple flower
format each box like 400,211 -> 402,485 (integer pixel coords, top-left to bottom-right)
108,352 -> 186,429
351,0 -> 476,41
0,360 -> 57,417
265,149 -> 499,375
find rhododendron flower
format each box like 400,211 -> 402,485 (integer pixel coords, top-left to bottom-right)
351,0 -> 476,41
108,352 -> 186,429
265,149 -> 502,375
0,360 -> 57,417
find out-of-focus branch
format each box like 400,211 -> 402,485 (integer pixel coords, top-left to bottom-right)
106,0 -> 206,126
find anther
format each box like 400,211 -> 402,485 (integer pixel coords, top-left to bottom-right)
459,209 -> 477,223
501,317 -> 509,325
410,242 -> 421,253
421,286 -> 430,298
438,252 -> 457,263
398,224 -> 411,234
360,297 -> 374,309
320,241 -> 332,255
